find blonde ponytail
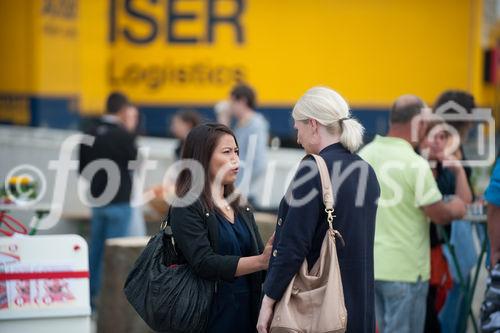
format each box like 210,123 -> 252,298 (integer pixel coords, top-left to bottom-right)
293,86 -> 364,152
339,117 -> 364,153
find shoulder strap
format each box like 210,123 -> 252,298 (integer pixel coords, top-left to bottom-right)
310,154 -> 334,210
310,155 -> 343,245
160,207 -> 173,233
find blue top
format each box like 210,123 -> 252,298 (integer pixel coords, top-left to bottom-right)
215,212 -> 252,293
206,212 -> 254,332
234,113 -> 269,198
485,159 -> 500,206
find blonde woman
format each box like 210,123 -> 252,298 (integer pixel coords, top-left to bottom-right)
257,87 -> 381,333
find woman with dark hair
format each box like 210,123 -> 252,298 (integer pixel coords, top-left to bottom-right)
430,91 -> 478,332
434,90 -> 476,189
170,123 -> 273,333
418,119 -> 473,333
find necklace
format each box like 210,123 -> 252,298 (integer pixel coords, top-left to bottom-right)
217,199 -> 231,211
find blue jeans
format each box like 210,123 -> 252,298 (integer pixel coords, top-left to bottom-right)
375,279 -> 429,333
89,203 -> 132,302
127,207 -> 146,236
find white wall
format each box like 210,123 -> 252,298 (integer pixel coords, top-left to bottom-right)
0,126 -> 304,230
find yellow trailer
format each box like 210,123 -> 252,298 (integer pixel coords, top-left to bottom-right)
0,0 -> 497,140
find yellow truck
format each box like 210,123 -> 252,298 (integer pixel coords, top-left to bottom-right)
0,0 -> 498,143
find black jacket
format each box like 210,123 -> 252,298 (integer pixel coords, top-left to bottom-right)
170,200 -> 265,326
78,117 -> 137,204
263,143 -> 380,333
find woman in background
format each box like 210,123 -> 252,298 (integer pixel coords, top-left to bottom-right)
170,109 -> 202,159
419,118 -> 473,333
146,110 -> 202,216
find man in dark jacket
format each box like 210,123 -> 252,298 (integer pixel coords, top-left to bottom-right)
79,92 -> 138,303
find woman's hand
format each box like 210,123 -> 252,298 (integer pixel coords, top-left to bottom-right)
441,153 -> 464,174
259,233 -> 275,270
257,295 -> 276,333
235,233 -> 275,277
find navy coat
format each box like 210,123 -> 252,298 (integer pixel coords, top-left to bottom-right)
263,143 -> 380,333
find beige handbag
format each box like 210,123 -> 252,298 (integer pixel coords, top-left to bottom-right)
270,154 -> 347,333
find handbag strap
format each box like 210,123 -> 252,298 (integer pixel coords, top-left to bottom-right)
160,207 -> 173,233
310,154 -> 343,244
310,154 -> 334,211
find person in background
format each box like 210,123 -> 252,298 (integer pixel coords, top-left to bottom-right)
432,90 -> 480,333
144,110 -> 202,219
122,104 -> 139,133
434,90 -> 476,192
359,95 -> 467,333
485,156 -> 500,267
215,100 -> 232,127
124,104 -> 147,237
418,119 -> 473,333
257,87 -> 380,333
78,92 -> 138,306
228,84 -> 269,205
170,109 -> 202,160
480,156 -> 500,333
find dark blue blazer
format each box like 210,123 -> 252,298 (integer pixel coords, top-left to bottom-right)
263,143 -> 380,333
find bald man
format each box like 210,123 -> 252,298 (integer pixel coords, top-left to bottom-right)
359,95 -> 466,333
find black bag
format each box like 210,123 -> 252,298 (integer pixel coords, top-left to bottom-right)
124,217 -> 215,333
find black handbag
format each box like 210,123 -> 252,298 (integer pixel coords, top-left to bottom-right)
123,215 -> 215,333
